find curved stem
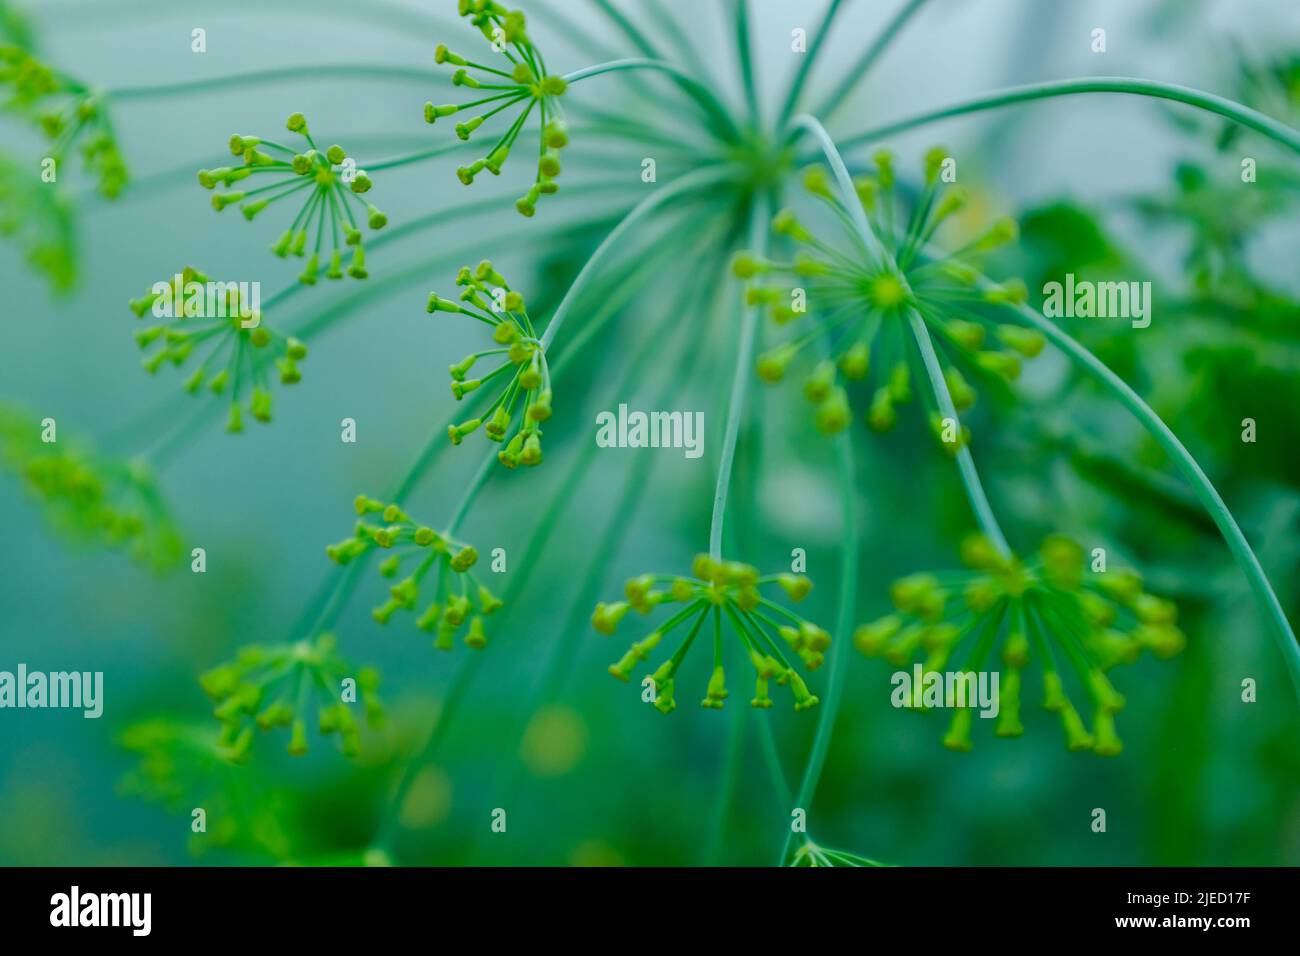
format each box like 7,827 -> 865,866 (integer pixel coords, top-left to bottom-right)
1003,298 -> 1300,694
779,430 -> 858,865
562,58 -> 741,142
775,0 -> 845,132
709,192 -> 771,560
836,76 -> 1300,156
732,0 -> 760,126
906,308 -> 1012,559
791,114 -> 886,262
106,64 -> 432,100
813,0 -> 931,125
539,165 -> 733,350
795,110 -> 1010,559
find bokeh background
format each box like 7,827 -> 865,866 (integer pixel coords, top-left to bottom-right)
0,0 -> 1297,866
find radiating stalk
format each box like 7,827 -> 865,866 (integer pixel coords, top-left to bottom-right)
813,0 -> 932,123
776,0 -> 845,131
563,58 -> 742,142
108,64 -> 433,99
732,0 -> 761,125
539,165 -> 733,350
837,76 -> 1300,156
709,193 -> 771,560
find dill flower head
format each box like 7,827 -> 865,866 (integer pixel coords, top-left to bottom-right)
427,1 -> 568,216
0,403 -> 182,570
0,152 -> 76,292
593,554 -> 824,714
118,718 -> 293,855
199,113 -> 386,282
326,495 -> 504,650
429,260 -> 552,468
789,842 -> 885,868
0,44 -> 128,197
737,150 -> 1040,448
200,633 -> 383,761
854,533 -> 1186,755
128,267 -> 307,433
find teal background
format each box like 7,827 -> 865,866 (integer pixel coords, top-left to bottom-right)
0,0 -> 1297,866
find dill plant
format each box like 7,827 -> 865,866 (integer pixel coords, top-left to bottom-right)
1,0 -> 1297,867
200,114 -> 388,282
128,267 -> 308,432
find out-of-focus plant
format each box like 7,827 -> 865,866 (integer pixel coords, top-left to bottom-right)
856,534 -> 1183,754
0,400 -> 182,570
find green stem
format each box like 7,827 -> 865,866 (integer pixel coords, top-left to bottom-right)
106,64 -> 432,100
709,192 -> 771,560
778,430 -> 857,866
836,76 -> 1300,156
775,0 -> 845,131
797,112 -> 1012,560
1001,297 -> 1300,694
732,0 -> 760,126
562,58 -> 742,142
469,234 -> 734,863
813,0 -> 931,124
589,0 -> 662,58
368,210 -> 724,863
538,165 -> 733,350
906,308 -> 1012,558
364,142 -> 471,171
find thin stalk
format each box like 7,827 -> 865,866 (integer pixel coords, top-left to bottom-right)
814,0 -> 932,123
778,430 -> 857,866
836,77 -> 1300,156
732,0 -> 760,126
107,64 -> 432,99
539,165 -> 733,350
470,231 -> 734,863
791,114 -> 886,262
364,142 -> 471,171
797,112 -> 1011,558
999,297 -> 1300,693
906,308 -> 1012,559
370,207 -> 720,862
562,58 -> 742,143
775,0 -> 845,131
590,0 -> 662,58
709,192 -> 771,560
